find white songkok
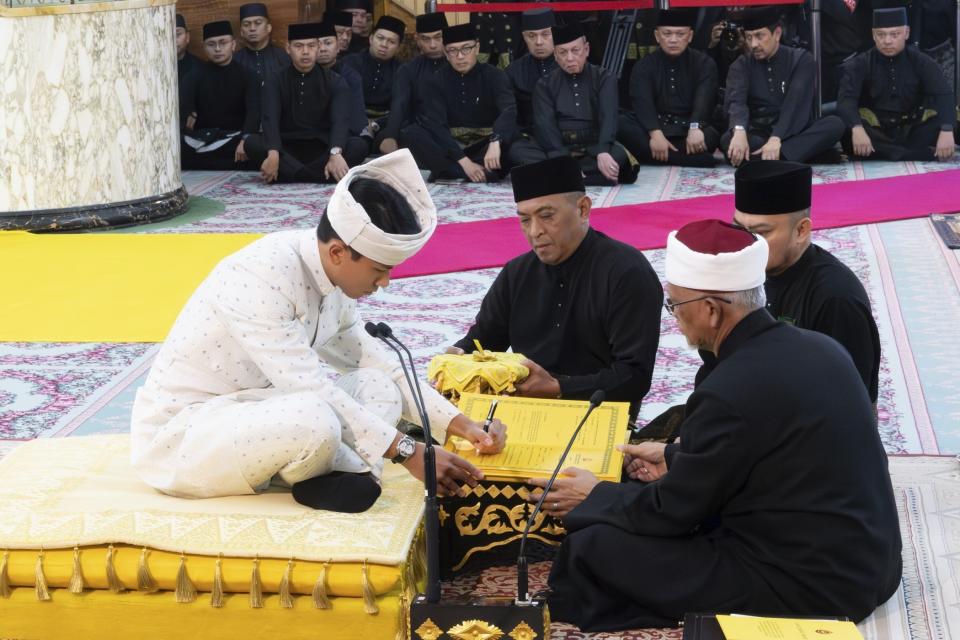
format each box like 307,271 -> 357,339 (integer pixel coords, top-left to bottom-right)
665,219 -> 768,291
327,149 -> 437,266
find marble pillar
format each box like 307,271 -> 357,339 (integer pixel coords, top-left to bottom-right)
0,0 -> 187,230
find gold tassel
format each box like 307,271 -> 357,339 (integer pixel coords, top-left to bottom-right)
68,546 -> 84,594
175,552 -> 197,603
0,550 -> 11,599
361,561 -> 378,615
279,559 -> 294,609
249,556 -> 263,609
105,544 -> 124,593
312,561 -> 332,610
210,555 -> 224,608
137,547 -> 158,593
35,550 -> 51,601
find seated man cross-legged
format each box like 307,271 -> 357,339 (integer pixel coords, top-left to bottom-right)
131,151 -> 506,511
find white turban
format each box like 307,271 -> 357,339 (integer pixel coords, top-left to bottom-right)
665,219 -> 768,291
327,149 -> 437,266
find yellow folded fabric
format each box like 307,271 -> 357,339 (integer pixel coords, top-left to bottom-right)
428,349 -> 529,399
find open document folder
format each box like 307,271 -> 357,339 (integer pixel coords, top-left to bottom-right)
447,393 -> 631,482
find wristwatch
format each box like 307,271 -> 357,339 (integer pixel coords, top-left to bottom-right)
329,146 -> 343,156
390,435 -> 417,464
689,122 -> 700,130
733,125 -> 746,132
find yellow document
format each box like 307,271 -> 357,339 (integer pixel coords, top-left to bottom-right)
716,615 -> 863,640
449,393 -> 630,482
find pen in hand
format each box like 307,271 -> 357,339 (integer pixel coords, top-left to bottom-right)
483,399 -> 499,433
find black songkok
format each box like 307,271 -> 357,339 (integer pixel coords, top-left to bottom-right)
742,7 -> 781,32
521,8 -> 555,32
443,23 -> 477,45
551,22 -> 586,46
734,161 -> 812,215
175,13 -> 186,30
416,12 -> 448,33
656,9 -> 696,29
239,3 -> 268,20
337,0 -> 374,12
315,22 -> 338,39
375,16 -> 406,38
288,22 -> 326,41
325,10 -> 355,28
203,21 -> 233,40
511,156 -> 585,202
873,8 -> 908,28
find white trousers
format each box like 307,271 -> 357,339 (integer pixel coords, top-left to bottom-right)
134,369 -> 401,498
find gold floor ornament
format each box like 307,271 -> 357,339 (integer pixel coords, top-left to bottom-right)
428,342 -> 529,400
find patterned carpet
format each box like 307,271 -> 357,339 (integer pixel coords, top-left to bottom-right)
4,160 -> 960,638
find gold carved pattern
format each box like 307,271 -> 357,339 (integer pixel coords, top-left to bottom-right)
447,619 -> 505,640
414,618 -> 443,640
454,503 -> 565,538
438,505 -> 450,527
508,621 -> 538,640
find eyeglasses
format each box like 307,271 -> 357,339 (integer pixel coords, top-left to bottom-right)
445,43 -> 477,57
663,295 -> 732,316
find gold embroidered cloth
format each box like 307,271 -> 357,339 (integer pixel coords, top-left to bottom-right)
428,351 -> 529,399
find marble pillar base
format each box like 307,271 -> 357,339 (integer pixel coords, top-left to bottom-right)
0,186 -> 188,231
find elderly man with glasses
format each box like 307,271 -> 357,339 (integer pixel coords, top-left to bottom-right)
401,23 -> 519,182
534,217 -> 902,632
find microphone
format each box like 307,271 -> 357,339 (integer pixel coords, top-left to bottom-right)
364,320 -> 442,603
516,389 -> 606,604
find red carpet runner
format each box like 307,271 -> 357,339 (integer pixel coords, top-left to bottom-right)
393,169 -> 960,279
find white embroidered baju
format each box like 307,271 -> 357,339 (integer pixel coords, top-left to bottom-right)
131,228 -> 459,498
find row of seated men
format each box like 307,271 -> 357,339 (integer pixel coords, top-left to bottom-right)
175,4 -> 957,185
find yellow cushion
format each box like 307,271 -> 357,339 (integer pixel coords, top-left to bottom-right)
0,585 -> 408,640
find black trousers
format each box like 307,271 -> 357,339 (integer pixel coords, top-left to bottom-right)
720,115 -> 845,165
841,118 -> 945,162
617,114 -> 720,168
508,137 -> 639,185
547,523 -> 777,631
400,123 -> 508,181
181,137 -> 246,171
245,135 -> 368,183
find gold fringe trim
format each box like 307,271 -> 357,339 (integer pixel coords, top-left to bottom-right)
137,547 -> 158,593
210,555 -> 224,608
279,559 -> 294,609
105,544 -> 124,593
35,550 -> 51,601
361,561 -> 378,615
68,546 -> 84,594
312,561 -> 332,610
0,550 -> 11,599
249,556 -> 264,609
175,552 -> 197,603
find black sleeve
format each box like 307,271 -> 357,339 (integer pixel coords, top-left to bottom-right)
382,63 -> 413,139
565,390 -> 755,537
532,75 -> 569,157
723,55 -> 750,130
771,49 -> 815,139
557,261 -> 663,402
913,49 -> 956,130
837,54 -> 868,128
811,297 -> 879,402
260,72 -> 283,152
417,73 -> 467,161
630,55 -> 661,132
491,67 -> 520,145
691,53 -> 719,125
589,68 -> 619,156
454,267 -> 513,353
328,73 -> 351,150
344,70 -> 370,134
243,69 -> 262,134
342,52 -> 363,74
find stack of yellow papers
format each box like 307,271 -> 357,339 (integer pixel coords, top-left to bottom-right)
448,393 -> 630,482
716,614 -> 863,640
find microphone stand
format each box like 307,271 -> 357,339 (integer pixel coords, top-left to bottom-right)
364,322 -> 441,603
516,390 -> 605,603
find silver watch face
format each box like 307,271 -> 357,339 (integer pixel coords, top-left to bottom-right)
398,436 -> 416,459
